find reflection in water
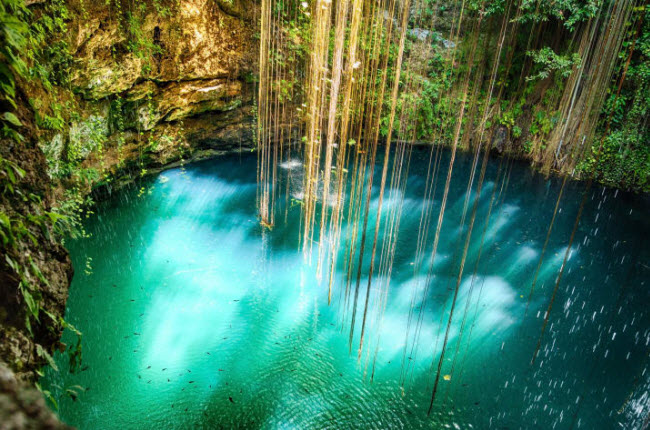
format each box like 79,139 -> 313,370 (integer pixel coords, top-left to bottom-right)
44,150 -> 649,429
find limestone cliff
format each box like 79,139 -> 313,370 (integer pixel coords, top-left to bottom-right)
38,0 -> 258,192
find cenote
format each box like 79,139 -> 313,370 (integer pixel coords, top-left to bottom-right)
42,148 -> 649,429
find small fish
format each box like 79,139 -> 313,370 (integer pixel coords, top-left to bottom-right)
229,397 -> 234,403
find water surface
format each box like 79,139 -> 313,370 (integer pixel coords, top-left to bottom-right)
44,149 -> 649,429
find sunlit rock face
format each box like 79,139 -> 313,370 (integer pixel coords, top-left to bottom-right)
70,0 -> 256,100
43,150 -> 649,429
38,0 -> 258,182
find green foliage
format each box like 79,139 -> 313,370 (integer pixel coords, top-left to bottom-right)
530,110 -> 557,136
0,0 -> 90,345
32,100 -> 67,131
526,47 -> 582,82
66,115 -> 106,164
0,0 -> 30,141
124,11 -> 163,74
577,6 -> 650,192
499,101 -> 524,129
517,0 -> 601,30
36,343 -> 58,371
0,156 -> 24,196
28,0 -> 72,88
51,187 -> 94,240
577,131 -> 650,191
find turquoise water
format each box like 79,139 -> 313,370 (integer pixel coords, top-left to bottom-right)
44,149 -> 649,429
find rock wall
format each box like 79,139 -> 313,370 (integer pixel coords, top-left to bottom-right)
40,0 -> 259,192
0,87 -> 74,425
1,0 -> 259,426
0,117 -> 73,373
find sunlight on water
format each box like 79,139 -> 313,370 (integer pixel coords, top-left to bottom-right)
43,150 -> 649,429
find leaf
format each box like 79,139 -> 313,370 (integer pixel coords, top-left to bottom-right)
25,314 -> 33,336
36,344 -> 58,372
29,259 -> 49,285
3,112 -> 22,127
11,164 -> 25,179
35,383 -> 59,411
0,63 -> 14,85
22,289 -> 39,319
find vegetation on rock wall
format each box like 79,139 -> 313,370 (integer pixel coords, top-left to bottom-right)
577,6 -> 650,191
390,0 -> 649,191
1,0 -> 73,371
261,0 -> 648,191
